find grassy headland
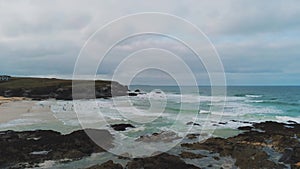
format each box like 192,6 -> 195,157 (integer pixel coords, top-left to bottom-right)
0,77 -> 128,100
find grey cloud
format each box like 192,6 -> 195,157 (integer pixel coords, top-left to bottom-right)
0,0 -> 299,85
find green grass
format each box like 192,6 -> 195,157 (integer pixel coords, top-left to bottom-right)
0,77 -> 113,89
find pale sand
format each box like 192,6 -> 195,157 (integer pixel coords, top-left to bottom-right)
0,98 -> 56,124
0,96 -> 27,103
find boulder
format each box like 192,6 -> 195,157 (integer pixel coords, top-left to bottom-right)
110,124 -> 135,131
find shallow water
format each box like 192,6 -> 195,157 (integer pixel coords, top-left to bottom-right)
0,86 -> 299,168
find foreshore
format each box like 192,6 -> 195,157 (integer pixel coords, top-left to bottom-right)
0,94 -> 299,168
0,96 -> 32,123
0,97 -> 57,125
0,115 -> 299,168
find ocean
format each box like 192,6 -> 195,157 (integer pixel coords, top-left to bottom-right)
0,86 -> 299,168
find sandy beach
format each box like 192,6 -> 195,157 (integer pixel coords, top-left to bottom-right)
0,97 -> 56,124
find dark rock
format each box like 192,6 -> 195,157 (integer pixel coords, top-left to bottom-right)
186,133 -> 200,140
237,126 -> 253,130
230,120 -> 255,124
86,160 -> 123,169
136,131 -> 181,143
134,89 -> 141,93
180,151 -> 206,159
182,121 -> 300,169
186,122 -> 201,126
118,153 -> 132,160
279,148 -> 293,163
110,124 -> 135,131
128,92 -> 138,96
0,129 -> 113,168
218,122 -> 228,125
213,156 -> 220,160
288,120 -> 298,124
126,153 -> 200,169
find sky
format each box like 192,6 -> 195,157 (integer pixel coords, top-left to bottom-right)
0,0 -> 300,85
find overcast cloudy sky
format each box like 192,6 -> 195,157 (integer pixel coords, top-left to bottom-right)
0,0 -> 299,85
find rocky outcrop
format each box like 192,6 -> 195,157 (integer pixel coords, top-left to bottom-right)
182,121 -> 300,169
1,121 -> 300,169
126,153 -> 200,169
0,129 -> 113,168
180,151 -> 206,159
86,160 -> 123,169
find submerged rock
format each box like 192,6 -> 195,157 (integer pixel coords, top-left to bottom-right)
136,131 -> 181,143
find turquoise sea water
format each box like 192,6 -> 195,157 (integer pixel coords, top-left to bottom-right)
0,86 -> 299,168
1,86 -> 299,135
131,85 -> 300,122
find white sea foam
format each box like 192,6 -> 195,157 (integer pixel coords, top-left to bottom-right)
0,118 -> 44,128
244,100 -> 264,103
276,116 -> 300,123
165,94 -> 244,104
245,94 -> 263,98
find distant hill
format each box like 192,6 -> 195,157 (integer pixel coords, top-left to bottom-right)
0,77 -> 128,100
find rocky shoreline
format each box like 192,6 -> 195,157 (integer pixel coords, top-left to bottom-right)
0,129 -> 113,169
0,121 -> 299,169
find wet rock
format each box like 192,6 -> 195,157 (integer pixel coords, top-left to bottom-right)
0,129 -> 113,168
186,133 -> 200,139
230,120 -> 255,124
186,122 -> 201,126
279,148 -> 293,163
213,156 -> 220,160
128,92 -> 138,96
126,153 -> 200,169
182,121 -> 300,169
237,126 -> 253,130
118,153 -> 132,160
86,160 -> 123,169
218,122 -> 228,125
110,124 -> 135,131
180,151 -> 206,159
136,131 -> 181,143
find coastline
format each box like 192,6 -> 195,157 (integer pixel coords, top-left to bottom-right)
0,85 -> 300,168
0,120 -> 299,168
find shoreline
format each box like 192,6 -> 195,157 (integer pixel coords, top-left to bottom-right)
0,97 -> 55,124
0,121 -> 299,168
0,97 -> 33,123
0,93 -> 299,168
